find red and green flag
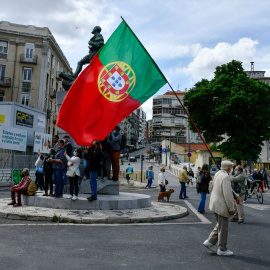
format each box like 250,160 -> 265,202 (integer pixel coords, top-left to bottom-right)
57,20 -> 167,145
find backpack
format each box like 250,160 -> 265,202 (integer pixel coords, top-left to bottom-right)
120,134 -> 127,151
27,178 -> 37,196
196,175 -> 201,183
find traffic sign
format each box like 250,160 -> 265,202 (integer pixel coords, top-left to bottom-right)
187,152 -> 192,157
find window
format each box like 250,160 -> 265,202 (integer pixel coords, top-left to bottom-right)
0,65 -> 6,80
25,43 -> 34,59
52,55 -> 55,70
21,93 -> 30,106
153,108 -> 162,115
23,68 -> 32,82
0,90 -> 5,101
47,48 -> 51,63
0,41 -> 8,53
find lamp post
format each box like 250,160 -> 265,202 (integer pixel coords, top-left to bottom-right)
169,127 -> 172,169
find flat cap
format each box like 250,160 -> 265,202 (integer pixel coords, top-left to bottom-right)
221,160 -> 234,170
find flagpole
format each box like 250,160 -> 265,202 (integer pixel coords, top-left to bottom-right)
120,16 -> 220,168
167,81 -> 220,168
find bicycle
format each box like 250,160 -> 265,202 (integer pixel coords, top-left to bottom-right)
245,180 -> 263,204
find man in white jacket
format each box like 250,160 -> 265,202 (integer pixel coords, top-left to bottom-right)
203,160 -> 235,256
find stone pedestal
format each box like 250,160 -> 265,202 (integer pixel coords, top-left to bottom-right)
22,192 -> 151,210
79,179 -> 119,195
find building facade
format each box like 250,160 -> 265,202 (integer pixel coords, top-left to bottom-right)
0,21 -> 71,136
119,106 -> 147,148
245,62 -> 270,162
152,90 -> 202,147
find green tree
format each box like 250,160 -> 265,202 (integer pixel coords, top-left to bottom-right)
183,60 -> 270,162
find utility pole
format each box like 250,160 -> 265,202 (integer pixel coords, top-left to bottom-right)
169,127 -> 172,169
140,154 -> 144,182
188,126 -> 190,169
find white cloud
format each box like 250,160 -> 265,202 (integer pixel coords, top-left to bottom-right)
148,43 -> 202,59
141,97 -> 153,121
173,38 -> 259,81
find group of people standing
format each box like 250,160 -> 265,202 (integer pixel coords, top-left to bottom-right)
37,126 -> 123,202
8,125 -> 124,206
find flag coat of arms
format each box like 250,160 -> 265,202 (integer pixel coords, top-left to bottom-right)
57,20 -> 167,145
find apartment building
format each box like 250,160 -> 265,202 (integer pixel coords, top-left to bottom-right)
152,90 -> 202,146
245,62 -> 270,162
119,107 -> 147,148
0,21 -> 71,135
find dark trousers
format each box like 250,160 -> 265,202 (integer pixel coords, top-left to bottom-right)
69,175 -> 79,196
179,181 -> 187,198
35,171 -> 44,190
159,184 -> 166,192
54,169 -> 64,196
11,188 -> 27,204
264,178 -> 269,189
44,172 -> 53,194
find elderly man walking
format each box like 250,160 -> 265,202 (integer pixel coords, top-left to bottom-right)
203,160 -> 236,256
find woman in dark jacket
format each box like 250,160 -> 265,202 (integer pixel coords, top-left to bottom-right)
38,149 -> 55,196
197,164 -> 212,214
84,141 -> 104,201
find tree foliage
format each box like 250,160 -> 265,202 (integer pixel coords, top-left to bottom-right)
183,60 -> 270,161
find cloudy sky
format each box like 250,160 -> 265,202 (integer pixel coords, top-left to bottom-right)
1,0 -> 270,119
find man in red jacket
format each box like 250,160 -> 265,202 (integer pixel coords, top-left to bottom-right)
8,168 -> 31,207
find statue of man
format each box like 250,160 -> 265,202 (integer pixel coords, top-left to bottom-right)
73,26 -> 104,77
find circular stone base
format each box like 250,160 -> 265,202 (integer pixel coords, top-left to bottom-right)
0,198 -> 188,224
22,192 -> 151,210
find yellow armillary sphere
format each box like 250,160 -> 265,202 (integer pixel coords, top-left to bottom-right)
98,61 -> 136,102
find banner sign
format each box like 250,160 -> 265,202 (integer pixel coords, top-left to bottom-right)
16,110 -> 34,128
34,132 -> 52,153
0,124 -> 27,151
37,114 -> 46,128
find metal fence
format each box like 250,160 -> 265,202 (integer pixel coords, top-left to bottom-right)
0,153 -> 37,170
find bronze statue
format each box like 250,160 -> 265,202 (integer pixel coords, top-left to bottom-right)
59,26 -> 104,90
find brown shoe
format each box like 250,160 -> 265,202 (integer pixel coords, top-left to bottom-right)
13,203 -> 22,207
43,193 -> 48,196
8,201 -> 16,205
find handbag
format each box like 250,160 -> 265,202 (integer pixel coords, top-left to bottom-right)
165,179 -> 169,185
66,170 -> 76,177
35,156 -> 43,167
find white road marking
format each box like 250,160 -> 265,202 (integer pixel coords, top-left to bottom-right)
184,200 -> 212,224
245,204 -> 270,211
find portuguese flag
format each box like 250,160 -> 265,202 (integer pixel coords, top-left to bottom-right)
57,20 -> 167,146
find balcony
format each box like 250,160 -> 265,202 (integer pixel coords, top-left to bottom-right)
0,77 -> 11,87
20,54 -> 38,64
22,82 -> 31,92
49,88 -> 56,98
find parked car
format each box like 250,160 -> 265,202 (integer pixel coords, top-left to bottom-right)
120,153 -> 124,158
145,155 -> 151,160
210,165 -> 219,175
135,154 -> 140,158
178,162 -> 195,169
129,157 -> 137,162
